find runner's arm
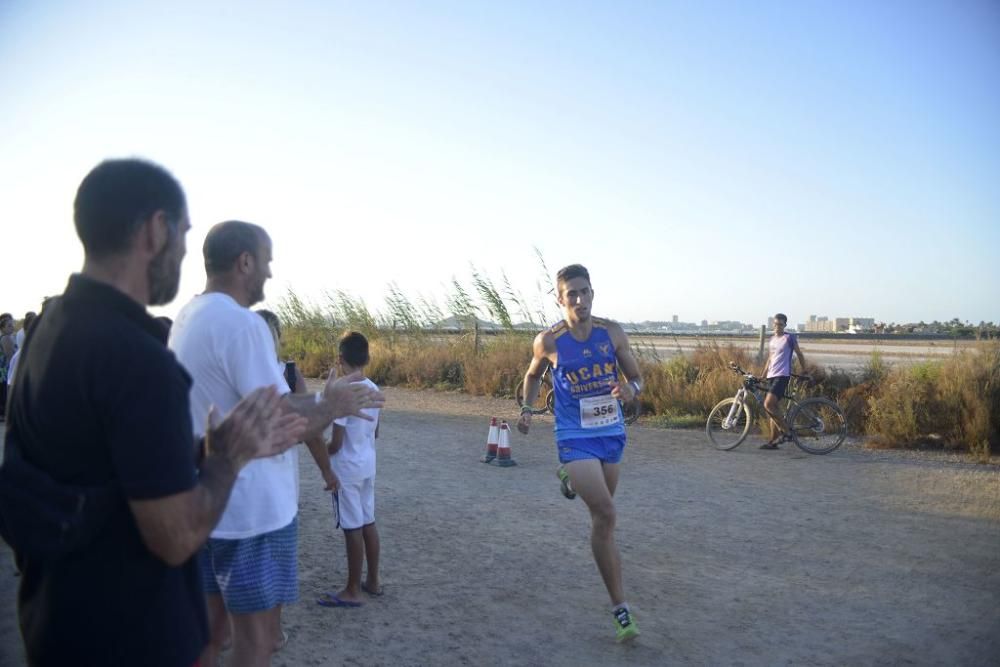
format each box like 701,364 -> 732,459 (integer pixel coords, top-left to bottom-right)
608,322 -> 643,402
517,331 -> 554,433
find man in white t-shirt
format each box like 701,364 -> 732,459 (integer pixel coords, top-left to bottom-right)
170,220 -> 384,667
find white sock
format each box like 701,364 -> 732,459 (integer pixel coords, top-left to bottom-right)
612,602 -> 630,613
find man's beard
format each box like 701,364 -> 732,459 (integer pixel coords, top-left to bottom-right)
249,281 -> 265,307
148,245 -> 181,306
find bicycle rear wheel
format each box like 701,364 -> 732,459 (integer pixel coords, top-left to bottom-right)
622,400 -> 640,426
515,380 -> 551,415
706,398 -> 751,450
788,397 -> 847,454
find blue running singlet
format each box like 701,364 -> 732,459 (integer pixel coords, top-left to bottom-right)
549,318 -> 626,442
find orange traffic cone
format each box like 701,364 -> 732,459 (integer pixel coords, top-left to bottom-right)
481,417 -> 499,463
496,420 -> 517,467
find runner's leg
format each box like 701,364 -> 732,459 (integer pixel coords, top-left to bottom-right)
565,458 -> 625,606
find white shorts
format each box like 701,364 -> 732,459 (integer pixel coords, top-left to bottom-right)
333,477 -> 375,530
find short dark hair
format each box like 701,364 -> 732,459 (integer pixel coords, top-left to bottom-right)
0,313 -> 12,327
774,313 -> 788,324
339,331 -> 370,368
556,264 -> 590,287
74,159 -> 186,259
256,309 -> 281,339
203,220 -> 267,276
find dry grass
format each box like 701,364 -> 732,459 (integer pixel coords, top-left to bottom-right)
866,342 -> 1000,461
276,288 -> 999,459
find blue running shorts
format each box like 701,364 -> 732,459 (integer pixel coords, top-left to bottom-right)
557,435 -> 626,464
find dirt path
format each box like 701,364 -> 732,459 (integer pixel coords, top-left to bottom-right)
2,386 -> 999,666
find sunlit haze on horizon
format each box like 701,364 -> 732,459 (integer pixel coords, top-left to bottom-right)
1,1 -> 998,327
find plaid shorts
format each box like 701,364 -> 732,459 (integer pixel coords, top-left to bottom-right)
199,517 -> 299,614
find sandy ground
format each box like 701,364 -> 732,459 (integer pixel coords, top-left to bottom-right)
2,385 -> 1000,666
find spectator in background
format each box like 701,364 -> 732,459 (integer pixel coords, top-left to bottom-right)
6,312 -> 37,390
0,313 -> 15,419
14,311 -> 37,349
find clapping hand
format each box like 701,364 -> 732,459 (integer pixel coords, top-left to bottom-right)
321,368 -> 386,421
206,385 -> 308,469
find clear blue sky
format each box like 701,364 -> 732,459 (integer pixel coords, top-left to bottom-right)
2,0 -> 998,327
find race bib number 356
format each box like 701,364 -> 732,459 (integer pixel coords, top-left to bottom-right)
579,394 -> 621,429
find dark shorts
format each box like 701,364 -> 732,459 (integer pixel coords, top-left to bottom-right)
767,376 -> 790,399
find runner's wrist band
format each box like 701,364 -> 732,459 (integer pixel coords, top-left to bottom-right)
628,380 -> 641,395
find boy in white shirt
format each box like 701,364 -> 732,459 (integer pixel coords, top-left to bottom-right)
318,331 -> 382,608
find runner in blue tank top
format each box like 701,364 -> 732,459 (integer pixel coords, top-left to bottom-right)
516,264 -> 644,643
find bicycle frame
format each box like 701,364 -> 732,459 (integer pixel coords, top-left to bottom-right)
723,364 -> 804,427
722,384 -> 767,429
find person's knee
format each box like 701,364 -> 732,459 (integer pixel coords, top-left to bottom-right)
590,499 -> 617,532
234,611 -> 277,648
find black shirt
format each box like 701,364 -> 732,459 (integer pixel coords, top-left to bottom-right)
6,274 -> 207,667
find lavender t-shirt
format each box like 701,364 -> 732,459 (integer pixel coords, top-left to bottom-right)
766,332 -> 798,378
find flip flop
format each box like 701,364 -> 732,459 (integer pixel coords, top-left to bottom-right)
317,593 -> 363,608
759,442 -> 780,450
361,583 -> 384,597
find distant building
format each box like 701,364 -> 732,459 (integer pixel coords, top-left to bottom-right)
672,314 -> 678,324
848,317 -> 875,333
801,315 -> 876,333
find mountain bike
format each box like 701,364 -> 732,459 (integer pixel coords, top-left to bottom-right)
705,362 -> 847,454
515,367 -> 640,425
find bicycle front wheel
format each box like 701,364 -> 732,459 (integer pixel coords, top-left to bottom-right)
706,398 -> 751,450
788,397 -> 847,454
515,380 -> 550,415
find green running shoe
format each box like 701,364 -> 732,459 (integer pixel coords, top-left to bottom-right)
556,466 -> 576,500
612,606 -> 640,643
